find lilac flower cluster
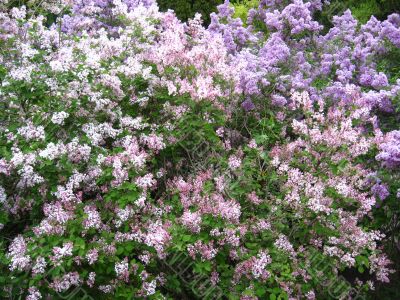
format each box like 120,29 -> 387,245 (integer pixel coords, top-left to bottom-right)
376,130 -> 400,168
210,0 -> 400,116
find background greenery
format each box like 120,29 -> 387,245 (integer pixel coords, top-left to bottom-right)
6,0 -> 400,26
157,0 -> 224,24
158,0 -> 400,25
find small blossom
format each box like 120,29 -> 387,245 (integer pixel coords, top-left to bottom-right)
26,287 -> 42,300
228,155 -> 241,170
51,111 -> 69,125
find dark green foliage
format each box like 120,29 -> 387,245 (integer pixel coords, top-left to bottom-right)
316,0 -> 400,30
350,0 -> 400,22
157,0 -> 224,25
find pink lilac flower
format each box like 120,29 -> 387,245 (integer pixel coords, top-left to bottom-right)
216,127 -> 224,137
86,249 -> 99,265
43,202 -> 73,224
210,271 -> 220,286
51,272 -> 80,292
369,253 -> 395,283
17,123 -> 45,141
51,111 -> 69,125
305,290 -> 316,300
214,175 -> 225,192
139,252 -> 151,265
247,139 -> 257,149
143,221 -> 171,258
87,272 -> 96,287
8,236 -> 31,271
112,158 -> 128,186
115,206 -> 134,227
252,219 -> 271,233
99,285 -> 113,294
32,257 -> 47,275
0,186 -> 6,204
187,241 -> 218,261
140,134 -> 165,151
211,194 -> 241,223
115,258 -> 130,282
247,192 -> 262,205
180,211 -> 202,233
234,250 -> 271,283
51,242 -> 73,265
83,205 -> 102,229
274,234 -> 296,257
26,287 -> 42,300
220,228 -> 240,247
251,251 -> 272,279
142,279 -> 157,296
135,173 -> 156,190
228,155 -> 241,170
17,165 -> 44,187
10,6 -> 26,19
39,142 -> 67,160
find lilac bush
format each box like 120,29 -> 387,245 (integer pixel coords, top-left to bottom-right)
0,0 -> 399,299
210,0 -> 400,112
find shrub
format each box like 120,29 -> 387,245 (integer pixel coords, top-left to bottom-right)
0,0 -> 399,299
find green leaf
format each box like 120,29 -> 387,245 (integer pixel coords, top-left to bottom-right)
256,287 -> 267,297
182,235 -> 192,242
